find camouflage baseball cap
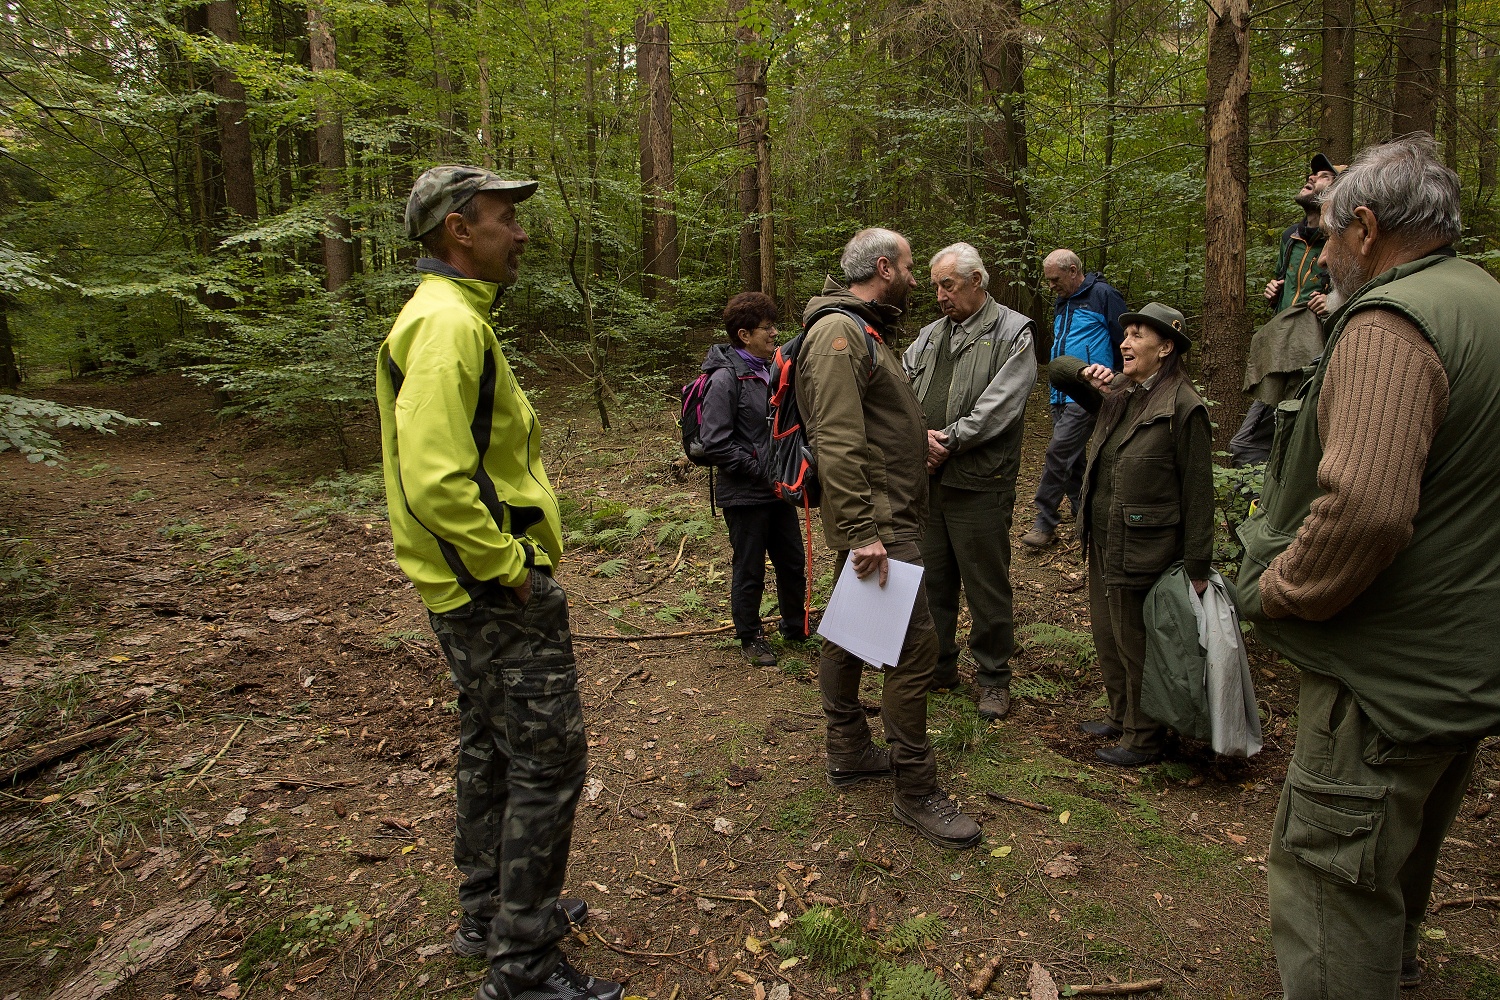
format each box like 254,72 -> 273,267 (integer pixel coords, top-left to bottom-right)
404,165 -> 538,240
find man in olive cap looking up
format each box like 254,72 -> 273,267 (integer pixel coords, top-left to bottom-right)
378,166 -> 621,1000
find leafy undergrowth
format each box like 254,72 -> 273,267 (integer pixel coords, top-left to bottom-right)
1,372 -> 1496,1000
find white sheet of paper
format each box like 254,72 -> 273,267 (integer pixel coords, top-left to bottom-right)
816,557 -> 924,667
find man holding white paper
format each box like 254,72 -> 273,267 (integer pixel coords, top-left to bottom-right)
798,227 -> 982,850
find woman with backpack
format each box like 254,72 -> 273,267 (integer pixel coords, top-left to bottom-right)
697,292 -> 808,666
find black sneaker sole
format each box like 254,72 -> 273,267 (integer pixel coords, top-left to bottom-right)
892,800 -> 982,850
826,769 -> 893,787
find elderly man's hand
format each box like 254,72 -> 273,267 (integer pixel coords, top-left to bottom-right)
1307,292 -> 1330,318
926,429 -> 950,471
1265,278 -> 1284,303
1080,363 -> 1116,390
850,540 -> 889,587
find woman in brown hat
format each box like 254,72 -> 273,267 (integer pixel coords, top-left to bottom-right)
1049,302 -> 1216,766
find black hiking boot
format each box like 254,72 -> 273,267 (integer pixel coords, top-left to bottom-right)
453,899 -> 590,958
476,958 -> 622,1000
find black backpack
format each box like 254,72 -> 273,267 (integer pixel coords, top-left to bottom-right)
764,307 -> 883,509
679,371 -> 715,466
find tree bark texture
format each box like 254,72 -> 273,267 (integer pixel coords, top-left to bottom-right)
732,0 -> 773,296
182,5 -> 225,256
636,10 -> 679,305
1441,0 -> 1457,168
1097,0 -> 1119,277
1320,0 -> 1355,163
203,0 -> 258,223
0,296 -> 20,389
1203,0 -> 1252,450
977,0 -> 1033,317
308,2 -> 355,293
1393,0 -> 1442,137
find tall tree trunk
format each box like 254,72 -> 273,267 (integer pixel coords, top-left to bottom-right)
731,0 -> 773,295
0,296 -> 19,389
1320,0 -> 1356,162
1203,0 -> 1252,450
1096,0 -> 1119,277
635,8 -> 679,305
204,0 -> 258,223
1393,0 -> 1442,136
183,5 -> 225,256
976,0 -> 1032,316
1441,0 -> 1457,167
308,2 -> 355,293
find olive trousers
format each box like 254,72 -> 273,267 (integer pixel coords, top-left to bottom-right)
1087,543 -> 1167,754
818,539 -> 939,797
1268,670 -> 1478,1000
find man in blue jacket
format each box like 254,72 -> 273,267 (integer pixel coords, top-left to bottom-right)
1021,249 -> 1127,548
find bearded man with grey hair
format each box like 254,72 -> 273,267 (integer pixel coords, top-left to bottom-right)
903,243 -> 1035,720
1237,133 -> 1500,998
798,227 -> 982,849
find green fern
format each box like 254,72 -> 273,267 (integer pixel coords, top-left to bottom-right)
880,913 -> 946,955
624,507 -> 654,535
870,961 -> 954,1000
770,937 -> 799,957
791,906 -> 871,975
593,557 -> 628,578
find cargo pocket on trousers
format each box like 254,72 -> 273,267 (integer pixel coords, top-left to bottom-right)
1280,761 -> 1387,889
502,663 -> 585,765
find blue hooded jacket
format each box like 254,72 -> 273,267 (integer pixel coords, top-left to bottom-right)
1049,273 -> 1128,405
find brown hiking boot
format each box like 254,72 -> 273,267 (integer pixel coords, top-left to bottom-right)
977,686 -> 1010,720
1019,528 -> 1055,548
826,743 -> 892,787
893,791 -> 982,849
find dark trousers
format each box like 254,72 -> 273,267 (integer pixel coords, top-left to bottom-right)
1268,671 -> 1478,1000
819,539 -> 939,796
1229,400 -> 1274,467
922,482 -> 1016,690
1087,543 -> 1167,754
428,572 -> 588,987
723,502 -> 808,641
1032,402 -> 1096,532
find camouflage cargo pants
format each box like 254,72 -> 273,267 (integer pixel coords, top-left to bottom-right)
428,570 -> 588,987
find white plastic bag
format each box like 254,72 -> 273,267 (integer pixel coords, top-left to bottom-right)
1188,571 -> 1263,757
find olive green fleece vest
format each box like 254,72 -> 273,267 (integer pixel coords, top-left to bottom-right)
1237,253 -> 1500,747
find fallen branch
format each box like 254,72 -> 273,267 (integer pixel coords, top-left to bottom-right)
985,791 -> 1054,813
1431,895 -> 1500,913
184,720 -> 246,789
635,872 -> 770,914
1064,980 -> 1164,996
603,667 -> 643,701
48,899 -> 216,1000
590,929 -> 713,961
968,953 -> 1005,996
574,623 -> 737,642
599,534 -> 690,603
1,711 -> 153,786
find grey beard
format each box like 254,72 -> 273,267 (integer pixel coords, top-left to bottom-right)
1323,288 -> 1345,313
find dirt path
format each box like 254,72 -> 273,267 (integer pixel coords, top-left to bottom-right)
1,373 -> 1496,1000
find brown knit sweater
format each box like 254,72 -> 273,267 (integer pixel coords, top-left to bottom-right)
1260,309 -> 1449,621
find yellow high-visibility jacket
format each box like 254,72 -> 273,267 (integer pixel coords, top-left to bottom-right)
377,271 -> 562,613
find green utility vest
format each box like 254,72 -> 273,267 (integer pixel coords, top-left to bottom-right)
1237,253 -> 1500,747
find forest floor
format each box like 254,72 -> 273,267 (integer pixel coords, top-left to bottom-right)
1,368 -> 1497,1000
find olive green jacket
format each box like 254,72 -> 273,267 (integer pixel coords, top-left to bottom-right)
1237,252 -> 1500,746
1057,357 -> 1214,588
798,278 -> 928,550
903,296 -> 1036,492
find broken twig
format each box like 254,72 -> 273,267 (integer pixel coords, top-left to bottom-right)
985,790 -> 1053,813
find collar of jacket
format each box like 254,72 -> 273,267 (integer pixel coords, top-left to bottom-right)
1055,272 -> 1100,308
414,262 -> 501,313
1096,373 -> 1181,444
938,295 -> 1001,353
806,275 -> 904,336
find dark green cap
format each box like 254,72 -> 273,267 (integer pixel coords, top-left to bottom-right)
404,165 -> 538,240
1118,301 -> 1191,351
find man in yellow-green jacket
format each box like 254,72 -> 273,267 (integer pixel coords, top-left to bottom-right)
378,166 -> 620,1000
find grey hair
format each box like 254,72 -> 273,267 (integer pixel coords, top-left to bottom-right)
840,228 -> 907,284
931,242 -> 990,288
1320,133 -> 1461,246
1043,248 -> 1082,273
